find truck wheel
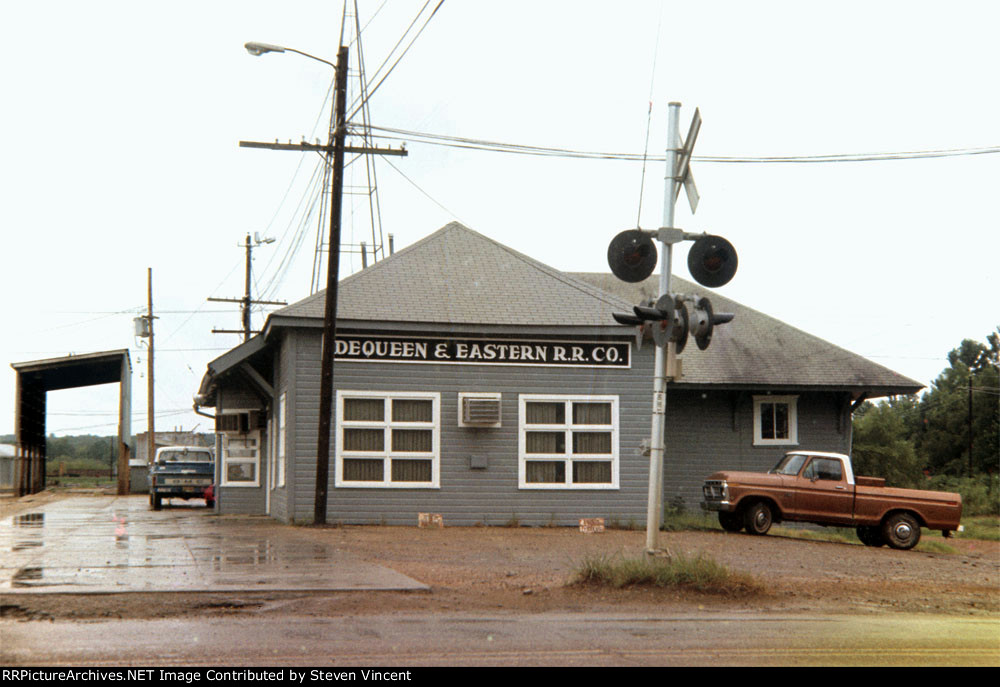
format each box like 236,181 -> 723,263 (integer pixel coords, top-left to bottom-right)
718,511 -> 743,532
882,512 -> 921,550
743,502 -> 773,536
150,493 -> 161,511
856,526 -> 885,547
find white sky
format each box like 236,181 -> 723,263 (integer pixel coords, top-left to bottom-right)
1,0 -> 997,437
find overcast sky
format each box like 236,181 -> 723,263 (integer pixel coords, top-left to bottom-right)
1,1 -> 997,437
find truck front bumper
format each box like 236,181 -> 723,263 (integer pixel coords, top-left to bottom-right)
701,500 -> 734,513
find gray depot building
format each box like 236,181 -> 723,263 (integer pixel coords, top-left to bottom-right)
193,222 -> 921,524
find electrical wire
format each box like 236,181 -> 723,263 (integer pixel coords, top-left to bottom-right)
345,0 -> 445,124
359,124 -> 1000,164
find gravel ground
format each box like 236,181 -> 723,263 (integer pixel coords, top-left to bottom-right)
1,491 -> 997,621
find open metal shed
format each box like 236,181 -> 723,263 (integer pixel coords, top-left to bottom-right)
10,350 -> 132,496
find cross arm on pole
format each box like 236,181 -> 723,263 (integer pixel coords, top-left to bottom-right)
238,140 -> 408,156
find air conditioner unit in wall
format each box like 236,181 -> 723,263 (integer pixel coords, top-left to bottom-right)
459,393 -> 502,428
215,411 -> 266,433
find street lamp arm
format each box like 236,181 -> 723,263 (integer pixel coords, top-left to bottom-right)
244,41 -> 335,69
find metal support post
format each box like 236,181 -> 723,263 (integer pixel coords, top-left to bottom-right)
645,102 -> 682,553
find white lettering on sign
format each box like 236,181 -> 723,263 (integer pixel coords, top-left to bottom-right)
333,336 -> 630,368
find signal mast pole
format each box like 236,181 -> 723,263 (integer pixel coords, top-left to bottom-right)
645,103 -> 682,552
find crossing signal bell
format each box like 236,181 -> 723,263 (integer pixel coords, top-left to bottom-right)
607,230 -> 657,283
688,235 -> 738,288
607,228 -> 737,351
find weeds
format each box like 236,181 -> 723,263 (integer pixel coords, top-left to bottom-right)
572,552 -> 761,596
956,515 -> 1000,542
660,512 -> 720,532
914,539 -> 958,554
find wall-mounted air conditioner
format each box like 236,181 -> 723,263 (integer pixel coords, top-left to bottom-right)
216,410 -> 266,433
458,393 -> 502,428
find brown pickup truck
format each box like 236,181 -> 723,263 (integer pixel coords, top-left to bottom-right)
701,451 -> 962,550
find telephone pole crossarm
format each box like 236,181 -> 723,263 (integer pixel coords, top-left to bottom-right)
239,140 -> 408,156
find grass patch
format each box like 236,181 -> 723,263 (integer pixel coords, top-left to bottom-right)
914,539 -> 958,554
956,516 -> 1000,542
660,512 -> 721,532
572,552 -> 761,596
772,526 -> 854,545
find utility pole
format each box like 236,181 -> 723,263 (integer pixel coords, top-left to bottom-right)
209,234 -> 285,341
146,268 -> 155,467
969,373 -> 974,478
239,45 -> 407,525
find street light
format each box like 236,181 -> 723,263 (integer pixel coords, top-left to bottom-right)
244,40 -> 348,525
244,42 -> 336,69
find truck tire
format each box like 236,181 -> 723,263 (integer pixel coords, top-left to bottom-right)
856,525 -> 885,547
718,511 -> 743,532
882,512 -> 921,550
150,493 -> 161,511
743,501 -> 773,536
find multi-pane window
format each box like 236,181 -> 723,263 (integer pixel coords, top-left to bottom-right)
221,431 -> 260,487
753,395 -> 798,446
518,395 -> 618,489
336,391 -> 440,488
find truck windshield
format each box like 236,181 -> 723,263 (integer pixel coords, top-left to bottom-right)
769,453 -> 807,476
157,451 -> 212,463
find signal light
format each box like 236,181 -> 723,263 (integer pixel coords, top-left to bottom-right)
607,229 -> 657,283
688,235 -> 738,288
689,297 -> 735,350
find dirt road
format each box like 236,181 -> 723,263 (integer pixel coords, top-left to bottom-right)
1,491 -> 997,622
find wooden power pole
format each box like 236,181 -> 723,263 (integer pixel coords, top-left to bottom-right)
209,234 -> 286,341
239,45 -> 407,524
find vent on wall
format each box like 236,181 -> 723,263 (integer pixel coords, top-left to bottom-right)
216,411 -> 266,433
459,393 -> 501,428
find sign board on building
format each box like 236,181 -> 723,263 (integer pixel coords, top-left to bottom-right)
334,335 -> 631,368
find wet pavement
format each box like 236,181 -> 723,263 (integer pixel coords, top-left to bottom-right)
0,495 -> 428,594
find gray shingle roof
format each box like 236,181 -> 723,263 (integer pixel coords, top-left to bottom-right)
267,222 -> 921,395
572,272 -> 922,393
272,222 -> 633,327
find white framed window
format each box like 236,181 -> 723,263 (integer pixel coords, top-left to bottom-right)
220,430 -> 261,487
753,395 -> 799,446
335,390 -> 440,488
275,392 -> 286,488
518,394 -> 619,490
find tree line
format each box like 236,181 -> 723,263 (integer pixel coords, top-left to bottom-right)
852,328 -> 999,514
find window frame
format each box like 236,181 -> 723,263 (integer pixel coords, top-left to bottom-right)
219,427 -> 261,488
752,395 -> 799,447
275,392 -> 286,488
335,390 -> 441,489
517,394 -> 619,490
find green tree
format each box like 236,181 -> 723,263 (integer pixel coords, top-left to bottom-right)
852,328 -> 999,484
917,328 -> 999,476
852,396 -> 922,486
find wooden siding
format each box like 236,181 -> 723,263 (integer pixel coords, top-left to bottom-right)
286,330 -> 652,525
216,379 -> 268,515
277,329 -> 852,526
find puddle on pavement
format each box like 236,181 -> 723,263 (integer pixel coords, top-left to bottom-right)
11,567 -> 43,587
14,513 -> 44,527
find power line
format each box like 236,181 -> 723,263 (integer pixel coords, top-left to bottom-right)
360,124 -> 1000,164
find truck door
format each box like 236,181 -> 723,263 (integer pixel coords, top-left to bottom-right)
789,457 -> 854,524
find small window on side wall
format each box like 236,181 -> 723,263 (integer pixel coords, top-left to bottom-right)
753,395 -> 798,446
